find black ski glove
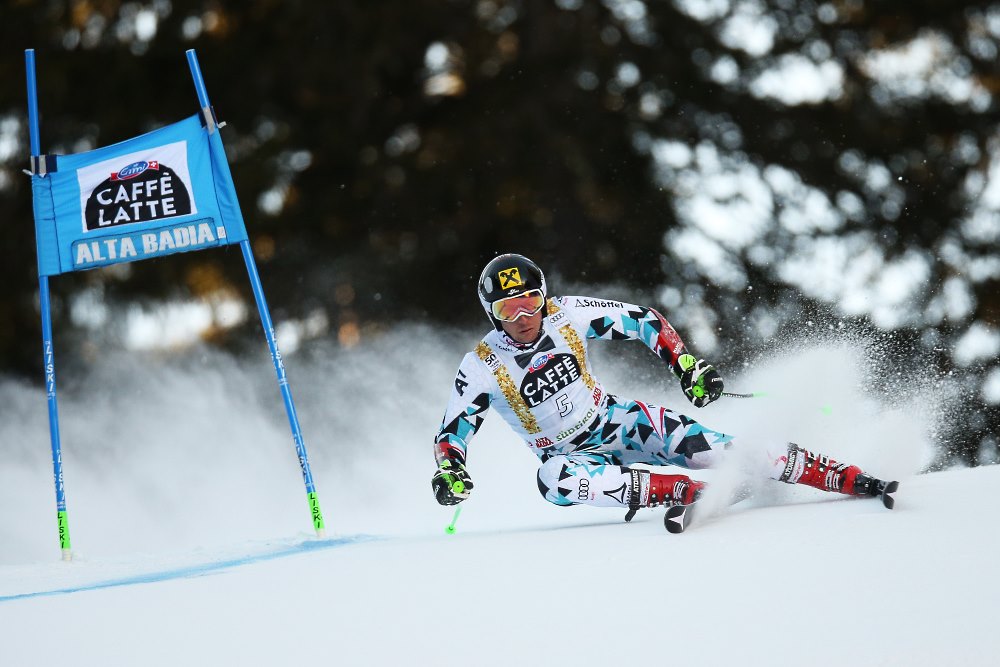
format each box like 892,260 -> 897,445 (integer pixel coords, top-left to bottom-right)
677,354 -> 724,408
432,460 -> 474,505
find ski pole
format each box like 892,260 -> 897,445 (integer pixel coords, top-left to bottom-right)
441,475 -> 465,534
722,391 -> 767,399
445,505 -> 463,535
723,391 -> 832,415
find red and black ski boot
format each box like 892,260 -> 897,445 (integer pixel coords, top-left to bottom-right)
779,444 -> 899,509
624,469 -> 705,522
650,471 -> 705,506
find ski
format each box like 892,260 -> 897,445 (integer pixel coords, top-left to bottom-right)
662,482 -> 753,533
664,503 -> 696,534
664,480 -> 901,534
878,480 -> 899,510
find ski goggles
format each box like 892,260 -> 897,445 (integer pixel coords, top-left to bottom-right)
491,289 -> 545,322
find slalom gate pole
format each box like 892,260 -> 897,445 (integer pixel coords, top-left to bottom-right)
25,49 -> 73,561
185,50 -> 326,537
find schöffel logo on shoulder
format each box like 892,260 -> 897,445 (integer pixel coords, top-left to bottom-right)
111,160 -> 158,181
574,298 -> 624,309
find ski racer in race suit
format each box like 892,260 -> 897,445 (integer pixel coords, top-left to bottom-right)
432,253 -> 896,518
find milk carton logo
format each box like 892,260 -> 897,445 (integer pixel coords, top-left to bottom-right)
78,141 -> 197,232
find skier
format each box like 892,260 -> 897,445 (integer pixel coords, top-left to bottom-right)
431,253 -> 897,525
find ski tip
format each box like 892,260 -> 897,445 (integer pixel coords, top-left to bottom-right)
664,504 -> 692,534
880,480 -> 899,510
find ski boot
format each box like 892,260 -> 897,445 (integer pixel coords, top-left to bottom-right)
780,444 -> 899,509
624,469 -> 705,522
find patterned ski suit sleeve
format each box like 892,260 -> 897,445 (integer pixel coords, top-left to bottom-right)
560,296 -> 691,377
433,353 -> 493,466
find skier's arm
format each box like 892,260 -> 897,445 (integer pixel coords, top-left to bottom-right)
561,296 -> 724,407
433,355 -> 492,466
561,296 -> 690,374
432,355 -> 491,504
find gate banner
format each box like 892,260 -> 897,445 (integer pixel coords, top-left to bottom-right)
31,114 -> 248,276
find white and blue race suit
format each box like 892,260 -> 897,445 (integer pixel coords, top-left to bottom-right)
434,296 -> 779,509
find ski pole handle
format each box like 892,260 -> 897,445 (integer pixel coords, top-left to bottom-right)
440,472 -> 465,495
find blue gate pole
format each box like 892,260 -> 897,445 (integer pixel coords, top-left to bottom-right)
25,49 -> 73,561
185,49 -> 326,537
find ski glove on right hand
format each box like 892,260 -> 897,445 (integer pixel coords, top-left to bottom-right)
677,354 -> 724,408
432,460 -> 474,505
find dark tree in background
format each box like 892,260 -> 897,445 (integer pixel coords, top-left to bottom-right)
0,0 -> 997,465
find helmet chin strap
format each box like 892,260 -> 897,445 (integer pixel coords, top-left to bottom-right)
501,324 -> 544,349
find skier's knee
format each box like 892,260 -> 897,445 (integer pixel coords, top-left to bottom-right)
537,457 -> 575,506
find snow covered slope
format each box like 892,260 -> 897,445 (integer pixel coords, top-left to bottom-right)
1,466 -> 997,666
0,334 -> 993,665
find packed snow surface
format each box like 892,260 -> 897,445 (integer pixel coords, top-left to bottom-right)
1,330 -> 994,665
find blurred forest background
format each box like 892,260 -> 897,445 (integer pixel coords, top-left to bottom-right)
0,0 -> 997,467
